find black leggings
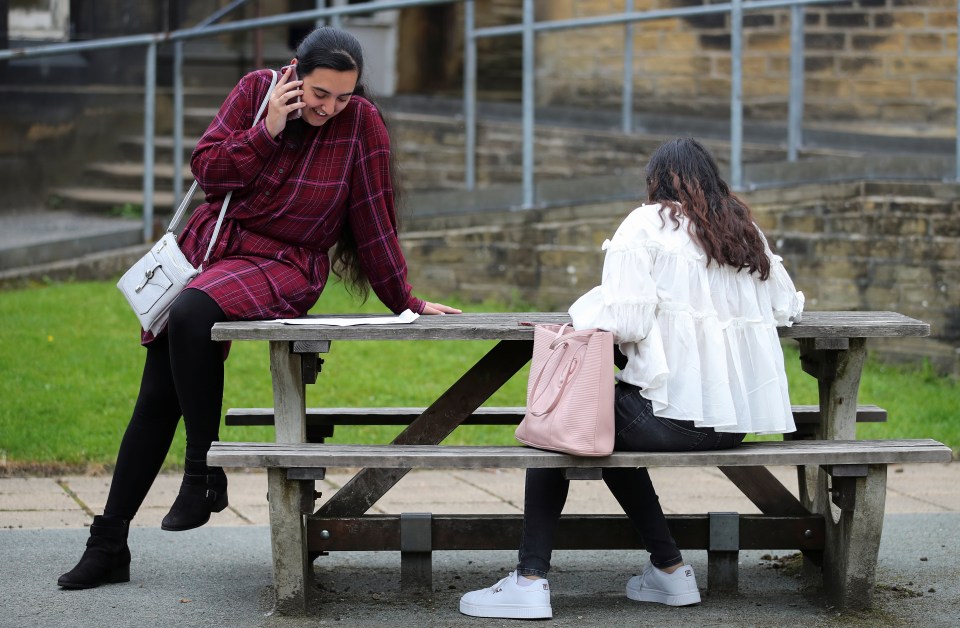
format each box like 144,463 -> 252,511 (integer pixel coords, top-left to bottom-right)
103,288 -> 227,521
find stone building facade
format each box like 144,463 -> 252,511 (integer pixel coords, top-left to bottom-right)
532,0 -> 957,125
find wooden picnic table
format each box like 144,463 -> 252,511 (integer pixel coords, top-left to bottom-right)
210,310 -> 933,614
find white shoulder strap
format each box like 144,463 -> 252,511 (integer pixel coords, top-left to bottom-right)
167,69 -> 278,268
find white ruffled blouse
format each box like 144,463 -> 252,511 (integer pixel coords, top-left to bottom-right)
569,203 -> 805,434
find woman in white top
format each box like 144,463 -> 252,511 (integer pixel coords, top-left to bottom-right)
460,138 -> 805,619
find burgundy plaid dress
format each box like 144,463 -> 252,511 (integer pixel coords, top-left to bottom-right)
142,69 -> 424,345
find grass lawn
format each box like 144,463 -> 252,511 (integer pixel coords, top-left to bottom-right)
1,279 -> 957,474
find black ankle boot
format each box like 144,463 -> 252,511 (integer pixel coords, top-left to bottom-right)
161,462 -> 228,532
58,515 -> 131,589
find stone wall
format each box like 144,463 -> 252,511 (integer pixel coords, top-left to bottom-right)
389,111 -> 786,192
401,180 -> 960,373
534,0 -> 957,125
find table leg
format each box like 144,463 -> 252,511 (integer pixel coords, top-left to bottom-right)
820,464 -> 888,610
267,468 -> 311,615
267,341 -> 312,614
315,339 -> 533,518
794,338 -> 875,604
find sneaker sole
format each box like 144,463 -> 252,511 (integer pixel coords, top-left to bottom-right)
626,586 -> 701,606
459,600 -> 552,619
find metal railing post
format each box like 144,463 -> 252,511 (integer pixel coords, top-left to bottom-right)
316,0 -> 326,28
173,41 -> 185,209
788,3 -> 804,162
143,42 -> 157,242
522,0 -> 535,209
730,0 -> 744,190
464,0 -> 476,190
955,0 -> 960,181
622,0 -> 634,134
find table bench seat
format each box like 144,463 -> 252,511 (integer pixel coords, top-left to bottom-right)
224,405 -> 888,441
209,438 -> 948,471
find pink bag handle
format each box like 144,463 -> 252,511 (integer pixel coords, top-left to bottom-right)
528,324 -> 589,417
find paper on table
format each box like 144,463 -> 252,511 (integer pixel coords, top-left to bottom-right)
275,309 -> 420,326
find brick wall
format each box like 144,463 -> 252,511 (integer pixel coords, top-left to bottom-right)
533,0 -> 957,125
401,180 -> 960,373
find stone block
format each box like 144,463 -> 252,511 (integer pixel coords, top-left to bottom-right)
891,11 -> 929,29
779,213 -> 824,234
852,79 -> 915,99
815,237 -> 869,258
852,33 -> 906,53
875,217 -> 930,237
826,12 -> 870,28
838,56 -> 884,77
907,33 -> 944,53
805,32 -> 846,51
931,217 -> 960,238
822,260 -> 868,281
914,79 -> 955,100
744,78 -> 789,99
927,11 -> 958,28
806,78 -> 852,98
817,281 -> 862,307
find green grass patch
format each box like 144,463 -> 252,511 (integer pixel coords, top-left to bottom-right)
0,279 -> 956,474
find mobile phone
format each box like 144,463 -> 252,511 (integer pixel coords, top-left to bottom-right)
280,64 -> 302,120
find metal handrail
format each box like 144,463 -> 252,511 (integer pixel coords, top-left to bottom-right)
2,0 -> 954,234
465,0 -> 844,206
172,0 -> 254,209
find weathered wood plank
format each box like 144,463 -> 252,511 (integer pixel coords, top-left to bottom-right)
211,311 -> 930,343
225,404 -> 888,426
304,514 -> 826,552
208,439 -> 952,470
719,467 -> 810,516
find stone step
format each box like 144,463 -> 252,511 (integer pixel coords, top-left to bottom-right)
49,186 -> 183,215
118,135 -> 201,162
0,210 -> 143,272
83,162 -> 195,190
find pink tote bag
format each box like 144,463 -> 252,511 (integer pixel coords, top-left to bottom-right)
515,323 -> 615,457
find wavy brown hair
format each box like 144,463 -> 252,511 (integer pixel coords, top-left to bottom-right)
645,138 -> 770,280
296,26 -> 404,302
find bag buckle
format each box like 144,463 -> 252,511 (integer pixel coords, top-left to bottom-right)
135,263 -> 163,293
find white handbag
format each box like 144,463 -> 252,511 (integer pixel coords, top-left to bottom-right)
117,71 -> 277,336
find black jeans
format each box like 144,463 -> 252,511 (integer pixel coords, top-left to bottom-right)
516,381 -> 745,577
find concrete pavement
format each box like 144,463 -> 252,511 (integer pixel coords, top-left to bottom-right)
3,464 -> 960,530
2,464 -> 959,627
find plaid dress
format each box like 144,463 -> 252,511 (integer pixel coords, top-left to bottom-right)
142,69 -> 423,345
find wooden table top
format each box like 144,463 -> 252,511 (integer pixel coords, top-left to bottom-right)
211,311 -> 929,343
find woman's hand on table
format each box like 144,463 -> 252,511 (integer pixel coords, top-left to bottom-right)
421,301 -> 462,315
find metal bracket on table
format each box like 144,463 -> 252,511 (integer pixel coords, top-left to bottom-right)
292,341 -> 330,385
708,511 -> 740,594
400,512 -> 433,592
825,464 -> 867,512
284,469 -> 325,515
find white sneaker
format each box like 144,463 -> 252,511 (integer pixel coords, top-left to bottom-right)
459,571 -> 552,619
626,561 -> 701,606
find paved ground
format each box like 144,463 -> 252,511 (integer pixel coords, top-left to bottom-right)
2,464 -> 959,627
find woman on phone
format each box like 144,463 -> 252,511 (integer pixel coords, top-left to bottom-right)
459,137 -> 804,619
58,26 -> 459,590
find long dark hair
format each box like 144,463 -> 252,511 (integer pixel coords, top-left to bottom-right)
645,138 -> 770,280
295,26 -> 404,301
